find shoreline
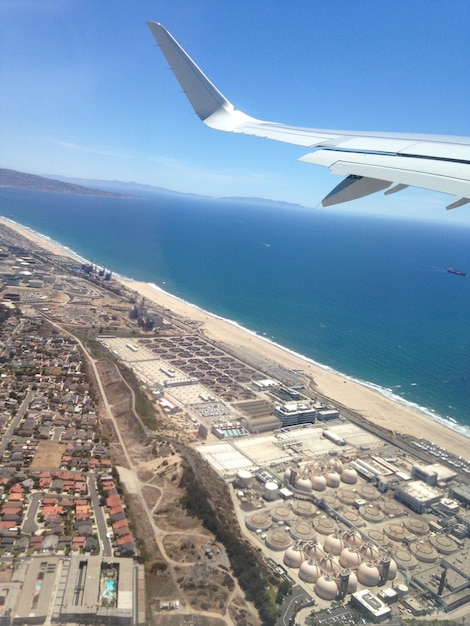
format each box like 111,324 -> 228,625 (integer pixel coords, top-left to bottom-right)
1,216 -> 468,459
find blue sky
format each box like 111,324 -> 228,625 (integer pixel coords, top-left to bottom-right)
1,0 -> 470,223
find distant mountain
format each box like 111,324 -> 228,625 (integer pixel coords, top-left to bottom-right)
49,174 -> 211,198
49,175 -> 309,210
2,168 -> 310,211
0,169 -> 130,198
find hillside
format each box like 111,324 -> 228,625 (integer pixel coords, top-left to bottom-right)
0,168 -> 129,198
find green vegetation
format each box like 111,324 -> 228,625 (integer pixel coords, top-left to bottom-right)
115,361 -> 159,430
180,467 -> 285,626
84,337 -> 159,430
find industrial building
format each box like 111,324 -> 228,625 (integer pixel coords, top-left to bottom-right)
274,402 -> 316,427
394,480 -> 442,514
449,484 -> 470,507
350,589 -> 392,623
411,547 -> 470,612
411,462 -> 457,486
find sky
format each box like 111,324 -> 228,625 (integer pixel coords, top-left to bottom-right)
1,0 -> 470,224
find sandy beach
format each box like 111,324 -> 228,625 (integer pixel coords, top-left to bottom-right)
2,216 -> 468,460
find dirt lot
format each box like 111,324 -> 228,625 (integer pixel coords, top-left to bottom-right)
30,441 -> 66,469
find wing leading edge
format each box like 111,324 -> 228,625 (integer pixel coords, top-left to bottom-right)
148,22 -> 470,209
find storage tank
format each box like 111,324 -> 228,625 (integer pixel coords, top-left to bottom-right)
304,538 -> 324,561
359,541 -> 380,562
295,477 -> 312,492
263,481 -> 279,501
283,545 -> 304,569
265,529 -> 291,551
311,474 -> 327,492
323,531 -> 344,556
315,575 -> 338,601
343,529 -> 362,548
346,570 -> 358,593
299,559 -> 322,583
237,469 -> 253,488
326,471 -> 341,488
319,553 -> 341,575
395,584 -> 409,596
341,466 -> 358,484
245,512 -> 271,532
328,457 -> 343,473
357,561 -> 381,586
339,546 -> 362,569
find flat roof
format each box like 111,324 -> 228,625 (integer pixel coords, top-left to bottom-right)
352,589 -> 391,617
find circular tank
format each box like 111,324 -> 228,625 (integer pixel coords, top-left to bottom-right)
404,517 -> 429,536
357,561 -> 381,586
237,470 -> 253,488
283,546 -> 304,569
295,477 -> 312,493
319,553 -> 341,575
393,548 -> 417,570
339,547 -> 362,569
328,458 -> 343,473
341,466 -> 358,484
264,481 -> 279,501
315,575 -> 338,601
283,468 -> 293,483
291,500 -> 315,517
271,506 -> 292,523
246,512 -> 271,532
299,559 -> 322,583
346,571 -> 358,593
343,529 -> 363,548
359,542 -> 380,562
265,529 -> 291,551
304,539 -> 324,561
337,489 -> 358,505
364,529 -> 388,547
290,521 -> 316,542
311,474 -> 327,492
410,541 -> 438,563
359,485 -> 378,501
313,515 -> 336,535
323,532 -> 345,556
326,471 -> 341,488
380,501 -> 404,517
360,504 -> 385,523
384,522 -> 406,543
430,534 -> 457,554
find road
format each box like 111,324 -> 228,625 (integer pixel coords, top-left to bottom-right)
87,473 -> 112,556
0,388 -> 34,457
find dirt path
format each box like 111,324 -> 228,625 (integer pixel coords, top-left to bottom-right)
86,349 -> 260,626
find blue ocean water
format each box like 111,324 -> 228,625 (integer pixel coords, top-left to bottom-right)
1,187 -> 469,435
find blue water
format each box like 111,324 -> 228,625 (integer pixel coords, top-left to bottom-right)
102,579 -> 116,599
1,187 -> 469,436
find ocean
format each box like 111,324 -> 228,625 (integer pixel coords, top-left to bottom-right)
1,187 -> 470,437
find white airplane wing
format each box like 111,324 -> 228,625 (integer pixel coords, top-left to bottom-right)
148,22 -> 470,209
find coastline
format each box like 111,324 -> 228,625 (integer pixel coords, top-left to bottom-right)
1,216 -> 468,460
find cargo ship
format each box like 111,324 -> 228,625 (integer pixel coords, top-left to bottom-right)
447,267 -> 466,276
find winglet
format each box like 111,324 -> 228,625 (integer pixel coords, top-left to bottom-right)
148,22 -> 255,131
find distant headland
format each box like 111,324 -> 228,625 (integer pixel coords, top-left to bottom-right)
0,168 -> 130,198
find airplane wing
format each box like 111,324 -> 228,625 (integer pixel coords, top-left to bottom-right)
148,22 -> 470,209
